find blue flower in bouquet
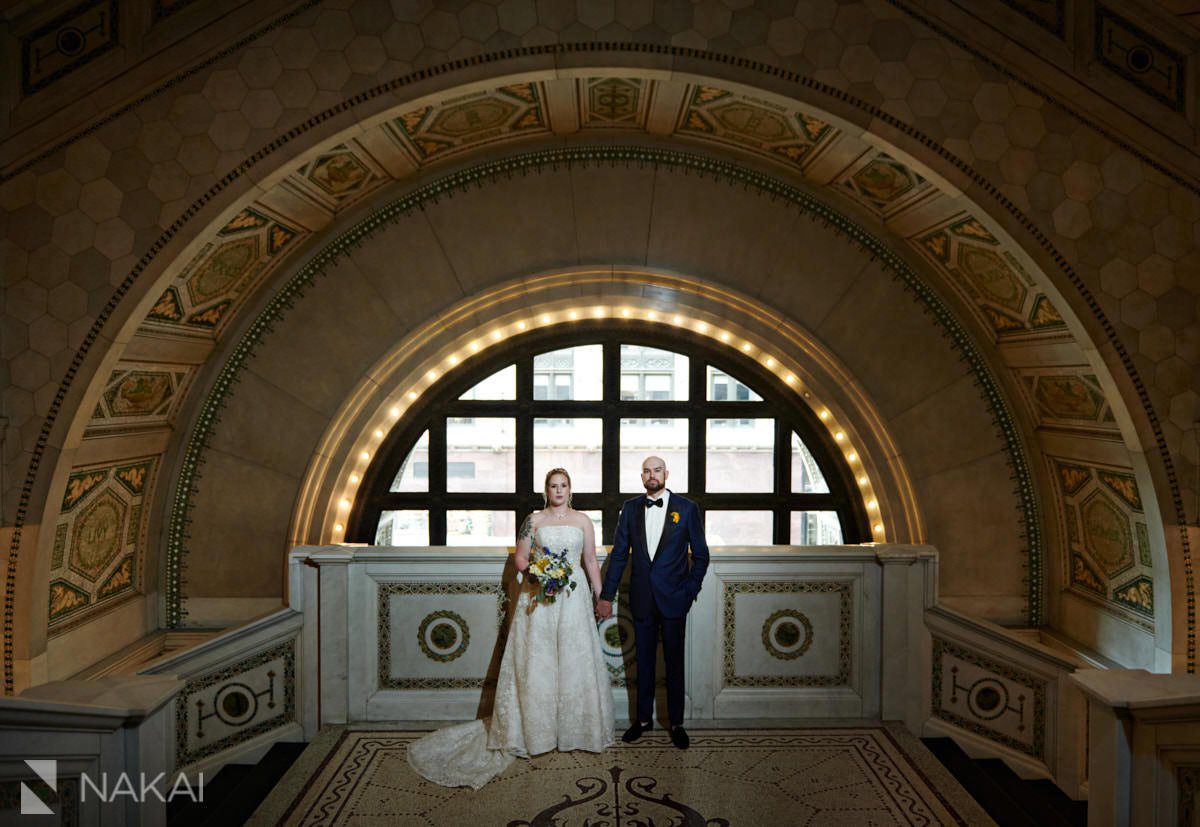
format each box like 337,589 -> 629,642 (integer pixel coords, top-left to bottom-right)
528,547 -> 576,605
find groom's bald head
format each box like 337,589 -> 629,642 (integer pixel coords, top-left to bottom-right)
641,456 -> 668,494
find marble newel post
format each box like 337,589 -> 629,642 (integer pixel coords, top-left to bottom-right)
876,546 -> 937,732
306,548 -> 354,727
1071,669 -> 1200,827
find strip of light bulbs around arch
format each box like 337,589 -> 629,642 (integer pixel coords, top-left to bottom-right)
327,301 -> 887,544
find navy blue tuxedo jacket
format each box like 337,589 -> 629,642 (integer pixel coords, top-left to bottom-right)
600,493 -> 710,620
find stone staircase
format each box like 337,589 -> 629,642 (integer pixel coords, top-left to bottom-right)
167,742 -> 306,826
922,738 -> 1086,826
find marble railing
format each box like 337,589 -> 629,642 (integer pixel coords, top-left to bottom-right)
0,607 -> 303,825
0,541 -> 1120,823
0,674 -> 181,825
138,606 -> 305,776
1072,669 -> 1200,826
287,544 -> 939,728
923,605 -> 1090,799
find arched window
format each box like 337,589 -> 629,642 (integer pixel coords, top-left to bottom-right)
349,328 -> 867,546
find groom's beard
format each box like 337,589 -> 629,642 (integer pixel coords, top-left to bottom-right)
644,480 -> 665,494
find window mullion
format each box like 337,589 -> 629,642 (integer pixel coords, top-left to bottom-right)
602,340 -> 621,538
775,418 -> 790,544
428,416 -> 447,544
517,358 -> 534,497
688,357 -> 706,500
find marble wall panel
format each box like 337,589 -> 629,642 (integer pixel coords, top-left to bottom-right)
174,638 -> 296,769
377,582 -> 505,689
722,581 -> 853,688
931,636 -> 1047,760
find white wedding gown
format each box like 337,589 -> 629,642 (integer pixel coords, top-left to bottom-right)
407,524 -> 615,789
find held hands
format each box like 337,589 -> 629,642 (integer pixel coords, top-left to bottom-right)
595,598 -> 613,620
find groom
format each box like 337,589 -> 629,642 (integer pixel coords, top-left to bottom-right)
596,456 -> 710,749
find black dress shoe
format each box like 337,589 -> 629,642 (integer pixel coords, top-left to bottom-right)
669,725 -> 690,749
622,721 -> 652,742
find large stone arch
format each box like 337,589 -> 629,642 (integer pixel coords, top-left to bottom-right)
9,50 -> 1185,691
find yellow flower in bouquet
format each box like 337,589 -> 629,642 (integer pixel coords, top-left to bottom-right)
528,547 -> 576,606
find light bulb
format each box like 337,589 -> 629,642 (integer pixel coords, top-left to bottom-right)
517,321 -> 527,330
334,523 -> 344,532
390,406 -> 401,418
858,476 -> 868,486
868,499 -> 878,510
349,473 -> 359,484
741,342 -> 752,352
491,330 -> 502,340
408,391 -> 418,400
360,450 -> 370,460
469,341 -> 479,352
568,310 -> 578,320
873,524 -> 884,534
785,374 -> 796,384
374,429 -> 384,439
696,321 -> 709,333
673,314 -> 684,324
819,410 -> 830,420
847,452 -> 857,462
766,357 -> 775,367
834,432 -> 845,441
541,314 -> 551,324
647,310 -> 658,320
448,355 -> 459,365
339,498 -> 351,509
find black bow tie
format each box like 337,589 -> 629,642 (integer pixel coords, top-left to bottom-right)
645,498 -> 663,508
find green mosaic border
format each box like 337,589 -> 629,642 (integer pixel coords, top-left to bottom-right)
165,145 -> 1045,629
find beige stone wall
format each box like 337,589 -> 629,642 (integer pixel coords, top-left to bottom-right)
2,0 -> 1197,686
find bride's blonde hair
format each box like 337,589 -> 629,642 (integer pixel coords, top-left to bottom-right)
543,467 -> 573,507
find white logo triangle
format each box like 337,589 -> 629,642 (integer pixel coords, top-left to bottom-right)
21,760 -> 56,815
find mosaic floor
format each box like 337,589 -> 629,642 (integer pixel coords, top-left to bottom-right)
251,724 -> 992,826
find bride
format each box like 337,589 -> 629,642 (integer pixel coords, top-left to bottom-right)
407,468 -> 615,789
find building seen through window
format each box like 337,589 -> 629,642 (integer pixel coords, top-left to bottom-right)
354,333 -> 865,548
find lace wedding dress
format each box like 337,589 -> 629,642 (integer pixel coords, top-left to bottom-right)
407,524 -> 615,789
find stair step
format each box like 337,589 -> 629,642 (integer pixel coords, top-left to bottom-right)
921,738 -> 1041,826
1026,779 -> 1088,827
168,764 -> 252,827
195,742 -> 307,826
975,759 -> 1077,827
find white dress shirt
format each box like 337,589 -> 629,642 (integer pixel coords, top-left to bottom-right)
644,490 -> 670,561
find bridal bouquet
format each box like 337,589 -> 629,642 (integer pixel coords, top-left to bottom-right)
527,547 -> 577,605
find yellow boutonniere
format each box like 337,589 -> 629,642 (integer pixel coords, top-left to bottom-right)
670,511 -> 680,524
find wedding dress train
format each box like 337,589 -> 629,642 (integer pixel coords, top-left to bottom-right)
407,524 -> 615,789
